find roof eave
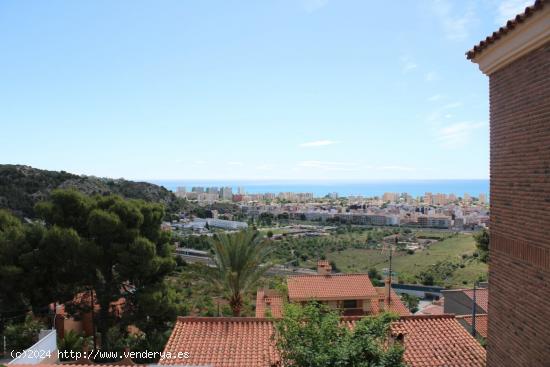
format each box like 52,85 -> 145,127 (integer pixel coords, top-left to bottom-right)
467,1 -> 550,75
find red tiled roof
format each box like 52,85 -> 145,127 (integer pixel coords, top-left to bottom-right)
162,315 -> 486,367
255,289 -> 284,318
287,274 -> 378,301
459,314 -> 488,338
463,288 -> 488,312
416,303 -> 444,316
392,315 -> 486,367
374,288 -> 412,316
160,317 -> 279,367
466,0 -> 548,59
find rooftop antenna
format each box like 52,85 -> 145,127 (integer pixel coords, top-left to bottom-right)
381,235 -> 398,307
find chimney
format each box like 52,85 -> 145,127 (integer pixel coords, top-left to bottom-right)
317,260 -> 332,275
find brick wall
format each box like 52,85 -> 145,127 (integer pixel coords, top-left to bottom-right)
488,41 -> 550,367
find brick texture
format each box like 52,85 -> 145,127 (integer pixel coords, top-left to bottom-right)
488,41 -> 550,367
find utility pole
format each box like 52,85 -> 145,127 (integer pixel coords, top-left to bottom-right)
471,281 -> 477,338
90,289 -> 97,350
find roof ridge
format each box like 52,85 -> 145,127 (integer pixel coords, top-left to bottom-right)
288,273 -> 372,278
177,316 -> 274,323
398,314 -> 456,321
456,313 -> 489,319
467,0 -> 548,59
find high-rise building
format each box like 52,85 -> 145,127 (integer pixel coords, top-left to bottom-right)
468,3 -> 550,366
479,193 -> 487,204
220,186 -> 233,200
175,187 -> 186,198
382,192 -> 398,202
206,187 -> 219,195
191,186 -> 205,193
238,186 -> 245,195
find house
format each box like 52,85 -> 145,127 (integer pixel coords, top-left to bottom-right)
255,261 -> 410,318
159,314 -> 486,367
457,314 -> 489,339
442,288 -> 488,315
467,0 -> 550,365
415,298 -> 444,316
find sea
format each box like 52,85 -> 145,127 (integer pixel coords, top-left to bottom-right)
146,179 -> 489,198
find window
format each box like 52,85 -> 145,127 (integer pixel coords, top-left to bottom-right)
343,300 -> 358,309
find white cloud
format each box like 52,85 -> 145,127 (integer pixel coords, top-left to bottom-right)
431,0 -> 477,41
436,121 -> 485,148
495,0 -> 532,25
299,140 -> 340,148
427,101 -> 462,122
256,164 -> 272,171
428,94 -> 443,101
401,56 -> 418,73
301,0 -> 328,13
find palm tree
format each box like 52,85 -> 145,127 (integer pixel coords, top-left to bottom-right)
209,230 -> 272,316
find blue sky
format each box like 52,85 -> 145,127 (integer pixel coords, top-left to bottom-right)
0,0 -> 533,181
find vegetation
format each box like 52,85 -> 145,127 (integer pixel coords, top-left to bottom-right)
327,233 -> 487,288
275,303 -> 404,367
0,190 -> 181,359
58,330 -> 93,361
3,315 -> 45,353
209,230 -> 272,316
0,164 -> 181,218
400,294 -> 420,313
474,229 -> 489,263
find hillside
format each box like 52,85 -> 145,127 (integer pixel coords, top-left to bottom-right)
0,164 -> 180,217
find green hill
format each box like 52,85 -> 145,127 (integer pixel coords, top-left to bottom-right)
0,164 -> 179,217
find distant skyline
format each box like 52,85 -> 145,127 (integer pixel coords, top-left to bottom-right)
0,0 -> 533,181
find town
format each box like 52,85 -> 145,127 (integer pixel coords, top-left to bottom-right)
172,186 -> 489,231
0,1 -> 548,367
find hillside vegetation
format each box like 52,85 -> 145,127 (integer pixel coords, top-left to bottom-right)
327,233 -> 487,288
0,164 -> 180,217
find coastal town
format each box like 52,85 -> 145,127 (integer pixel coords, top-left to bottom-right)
0,1 -> 549,367
172,185 -> 489,232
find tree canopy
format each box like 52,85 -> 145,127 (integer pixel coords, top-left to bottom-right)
275,303 -> 405,367
0,190 -> 179,355
209,230 -> 272,316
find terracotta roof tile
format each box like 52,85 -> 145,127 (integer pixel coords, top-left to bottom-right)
466,0 -> 548,59
160,317 -> 279,367
458,314 -> 488,338
416,303 -> 444,316
255,290 -> 284,318
162,315 -> 486,367
462,288 -> 488,312
375,288 -> 412,316
392,315 -> 486,367
287,274 -> 378,301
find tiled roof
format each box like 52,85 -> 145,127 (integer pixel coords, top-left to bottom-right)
463,288 -> 488,312
392,315 -> 486,367
466,0 -> 548,59
160,317 -> 279,367
255,289 -> 284,318
162,315 -> 485,367
415,303 -> 444,316
287,274 -> 378,301
458,314 -> 488,338
374,288 -> 412,316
